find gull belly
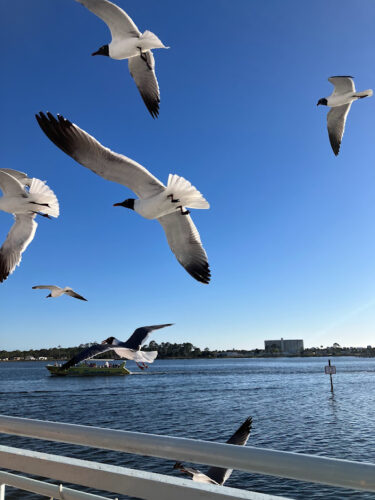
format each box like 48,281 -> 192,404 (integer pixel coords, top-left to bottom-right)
134,193 -> 177,220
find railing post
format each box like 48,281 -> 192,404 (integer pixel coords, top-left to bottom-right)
0,483 -> 5,500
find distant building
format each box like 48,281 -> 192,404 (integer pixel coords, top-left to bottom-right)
264,338 -> 304,354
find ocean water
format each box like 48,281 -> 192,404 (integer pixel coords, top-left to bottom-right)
0,357 -> 375,499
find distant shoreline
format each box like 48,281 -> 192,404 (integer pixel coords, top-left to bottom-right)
1,353 -> 374,362
1,341 -> 373,362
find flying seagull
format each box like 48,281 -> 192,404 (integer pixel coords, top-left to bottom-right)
174,417 -> 252,485
36,112 -> 211,284
0,169 -> 59,283
61,323 -> 173,370
74,0 -> 169,118
317,76 -> 373,156
32,285 -> 88,301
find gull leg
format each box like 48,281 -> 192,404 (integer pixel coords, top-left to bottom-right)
29,201 -> 50,207
167,194 -> 180,203
31,211 -> 51,219
136,362 -> 145,370
137,46 -> 152,69
179,206 -> 190,215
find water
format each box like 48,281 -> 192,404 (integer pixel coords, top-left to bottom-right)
0,357 -> 375,499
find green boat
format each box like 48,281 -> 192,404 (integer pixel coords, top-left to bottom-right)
46,361 -> 130,377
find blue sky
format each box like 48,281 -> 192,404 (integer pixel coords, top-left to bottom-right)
1,0 -> 375,350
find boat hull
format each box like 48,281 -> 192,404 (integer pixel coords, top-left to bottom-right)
46,362 -> 130,377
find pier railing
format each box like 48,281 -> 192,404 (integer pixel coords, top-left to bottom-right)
0,415 -> 375,499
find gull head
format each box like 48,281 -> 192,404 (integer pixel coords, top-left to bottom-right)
102,337 -> 115,345
113,198 -> 135,210
317,98 -> 328,106
92,45 -> 109,57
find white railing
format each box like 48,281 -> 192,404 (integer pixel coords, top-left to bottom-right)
0,471 -> 112,500
0,415 -> 375,498
0,445 -> 286,500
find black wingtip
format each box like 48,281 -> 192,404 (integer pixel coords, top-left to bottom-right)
0,253 -> 10,284
190,263 -> 211,284
236,416 -> 253,438
142,95 -> 160,119
329,75 -> 354,79
244,416 -> 253,430
330,141 -> 340,156
36,111 -> 77,158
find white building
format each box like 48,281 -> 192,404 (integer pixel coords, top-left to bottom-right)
264,338 -> 304,354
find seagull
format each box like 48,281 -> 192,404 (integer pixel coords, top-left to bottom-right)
74,0 -> 169,118
61,323 -> 173,371
32,285 -> 88,301
0,169 -> 59,283
317,76 -> 373,156
36,112 -> 211,284
174,417 -> 252,486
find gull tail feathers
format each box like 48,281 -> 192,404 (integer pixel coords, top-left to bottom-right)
133,350 -> 158,363
29,178 -> 60,217
139,30 -> 169,49
354,89 -> 373,98
167,174 -> 210,209
114,348 -> 158,363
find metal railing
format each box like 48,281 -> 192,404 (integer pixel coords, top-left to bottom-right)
0,471 -> 112,500
1,415 -> 375,498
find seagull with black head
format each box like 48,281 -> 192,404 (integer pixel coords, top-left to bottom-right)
317,76 -> 372,156
74,0 -> 169,118
61,324 -> 173,371
36,112 -> 211,284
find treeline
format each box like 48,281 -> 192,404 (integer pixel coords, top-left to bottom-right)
143,341 -> 215,358
0,346 -> 83,361
0,342 -> 218,361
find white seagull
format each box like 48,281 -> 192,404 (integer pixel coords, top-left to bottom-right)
61,323 -> 173,371
0,169 -> 59,283
32,285 -> 88,301
75,0 -> 169,118
174,417 -> 252,485
317,76 -> 373,156
36,112 -> 211,284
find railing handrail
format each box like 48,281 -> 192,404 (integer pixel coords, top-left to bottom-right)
0,415 -> 375,493
0,470 -> 112,500
0,445 -> 288,500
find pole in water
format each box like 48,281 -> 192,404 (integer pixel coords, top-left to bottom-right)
324,359 -> 336,393
328,359 -> 333,393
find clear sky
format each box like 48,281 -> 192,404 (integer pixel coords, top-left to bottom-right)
1,0 -> 375,351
